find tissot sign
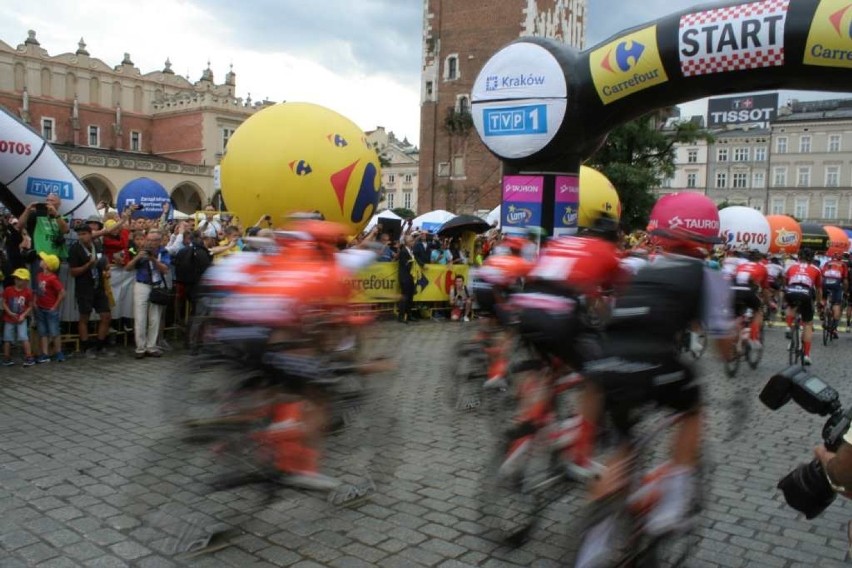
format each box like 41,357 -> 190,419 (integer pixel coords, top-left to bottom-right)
707,93 -> 779,128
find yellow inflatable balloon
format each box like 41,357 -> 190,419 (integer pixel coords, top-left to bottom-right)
220,102 -> 382,234
579,165 -> 621,228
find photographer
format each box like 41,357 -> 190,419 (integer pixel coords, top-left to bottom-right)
126,229 -> 170,358
18,193 -> 69,261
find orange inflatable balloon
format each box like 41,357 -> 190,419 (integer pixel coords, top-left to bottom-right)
765,215 -> 802,254
824,225 -> 850,256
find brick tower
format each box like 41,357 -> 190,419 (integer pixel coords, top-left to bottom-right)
418,0 -> 586,215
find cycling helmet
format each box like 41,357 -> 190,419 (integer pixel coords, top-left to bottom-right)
578,213 -> 620,243
748,249 -> 763,262
800,248 -> 814,261
650,227 -> 720,259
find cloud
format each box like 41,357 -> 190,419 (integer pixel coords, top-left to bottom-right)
587,0 -> 727,46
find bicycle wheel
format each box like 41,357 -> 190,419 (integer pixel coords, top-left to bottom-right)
443,339 -> 487,412
573,493 -> 637,567
746,326 -> 764,370
788,324 -> 799,366
723,340 -> 740,378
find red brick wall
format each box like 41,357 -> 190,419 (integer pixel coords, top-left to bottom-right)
152,112 -> 204,164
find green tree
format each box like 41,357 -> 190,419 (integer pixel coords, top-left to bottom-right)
586,112 -> 712,231
392,207 -> 416,219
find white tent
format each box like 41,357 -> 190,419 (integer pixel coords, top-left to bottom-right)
486,205 -> 501,228
412,209 -> 456,233
365,209 -> 402,232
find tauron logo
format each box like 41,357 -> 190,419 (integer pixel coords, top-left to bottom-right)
602,40 -> 645,72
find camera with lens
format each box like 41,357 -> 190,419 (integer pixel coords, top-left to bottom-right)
760,366 -> 852,519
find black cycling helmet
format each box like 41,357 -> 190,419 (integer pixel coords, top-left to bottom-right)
748,249 -> 763,262
579,213 -> 620,243
800,247 -> 814,261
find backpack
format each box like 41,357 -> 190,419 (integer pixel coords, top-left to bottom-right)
174,245 -> 211,284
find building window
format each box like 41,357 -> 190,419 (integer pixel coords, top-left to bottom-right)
387,174 -> 395,184
824,197 -> 838,219
456,95 -> 470,114
732,172 -> 748,188
661,177 -> 672,189
686,172 -> 697,188
797,166 -> 811,187
222,127 -> 236,151
687,149 -> 698,163
41,117 -> 55,142
794,197 -> 809,219
425,81 -> 434,100
753,170 -> 765,189
771,198 -> 785,214
799,135 -> 811,153
404,173 -> 413,184
88,125 -> 100,147
773,167 -> 787,187
404,192 -> 412,209
829,134 -> 841,153
130,130 -> 141,152
715,172 -> 727,188
386,192 -> 395,209
437,162 -> 450,177
717,148 -> 728,162
733,147 -> 750,162
826,166 -> 840,187
452,155 -> 465,178
754,146 -> 767,161
776,136 -> 788,154
445,54 -> 459,80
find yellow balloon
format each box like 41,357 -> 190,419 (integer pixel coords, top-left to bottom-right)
220,102 -> 382,235
578,165 -> 621,228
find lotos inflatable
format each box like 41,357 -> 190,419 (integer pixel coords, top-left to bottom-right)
219,102 -> 382,236
719,206 -> 770,253
647,192 -> 719,238
578,166 -> 620,228
0,107 -> 98,219
116,177 -> 172,220
765,215 -> 801,255
824,225 -> 849,257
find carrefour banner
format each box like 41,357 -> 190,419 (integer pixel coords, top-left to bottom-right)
501,175 -> 543,235
344,263 -> 470,303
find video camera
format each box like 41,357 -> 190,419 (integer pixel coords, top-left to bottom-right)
760,366 -> 852,519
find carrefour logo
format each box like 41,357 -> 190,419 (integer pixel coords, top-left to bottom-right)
589,25 -> 668,105
601,41 -> 645,73
805,0 -> 852,68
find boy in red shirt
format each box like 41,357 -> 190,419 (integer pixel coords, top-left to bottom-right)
35,253 -> 66,363
3,268 -> 35,367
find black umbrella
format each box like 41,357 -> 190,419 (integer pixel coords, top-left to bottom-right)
437,214 -> 491,238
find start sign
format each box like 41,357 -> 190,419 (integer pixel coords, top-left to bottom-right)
679,0 -> 790,77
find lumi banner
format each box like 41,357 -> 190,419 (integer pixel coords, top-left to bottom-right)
0,106 -> 97,219
473,0 -> 852,171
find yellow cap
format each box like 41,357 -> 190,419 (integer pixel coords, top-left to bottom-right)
12,268 -> 30,281
105,219 -> 118,230
38,252 -> 60,272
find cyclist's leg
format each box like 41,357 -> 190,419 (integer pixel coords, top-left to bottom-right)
749,291 -> 763,345
800,298 -> 815,362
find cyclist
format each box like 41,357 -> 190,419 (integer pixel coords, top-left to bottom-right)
764,255 -> 785,315
820,251 -> 848,339
732,250 -> 768,350
575,225 -> 734,562
784,248 -> 822,366
720,249 -> 747,281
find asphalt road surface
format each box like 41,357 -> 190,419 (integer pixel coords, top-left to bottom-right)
1,320 -> 852,567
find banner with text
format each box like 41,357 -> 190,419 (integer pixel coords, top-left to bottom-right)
344,263 -> 470,303
501,175 -> 543,235
553,174 -> 579,237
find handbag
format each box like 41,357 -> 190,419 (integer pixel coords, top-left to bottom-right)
148,261 -> 174,306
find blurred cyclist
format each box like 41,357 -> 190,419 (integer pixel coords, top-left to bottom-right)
784,247 -> 822,366
821,251 -> 848,339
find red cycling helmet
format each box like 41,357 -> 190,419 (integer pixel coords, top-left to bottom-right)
650,227 -> 720,259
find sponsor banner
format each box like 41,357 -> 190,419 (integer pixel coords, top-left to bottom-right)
707,92 -> 778,128
473,98 -> 567,160
553,174 -> 579,237
679,0 -> 789,77
343,262 -> 469,303
502,175 -> 543,234
589,25 -> 668,104
25,177 -> 74,200
5,148 -> 92,216
502,175 -> 544,203
472,42 -> 567,102
804,0 -> 852,69
0,109 -> 44,186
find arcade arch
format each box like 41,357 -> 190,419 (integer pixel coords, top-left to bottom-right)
81,174 -> 116,207
171,181 -> 204,214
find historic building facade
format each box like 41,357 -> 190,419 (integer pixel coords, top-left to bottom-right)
366,127 -> 420,214
0,30 -> 269,212
706,127 -> 771,211
418,0 -> 586,214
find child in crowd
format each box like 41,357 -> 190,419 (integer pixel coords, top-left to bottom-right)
35,253 -> 65,363
449,275 -> 473,322
3,268 -> 35,366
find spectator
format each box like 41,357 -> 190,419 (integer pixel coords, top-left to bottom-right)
413,231 -> 431,266
2,215 -> 26,287
2,268 -> 34,366
449,275 -> 473,322
126,229 -> 170,358
197,205 -> 221,239
173,231 -> 212,354
431,240 -> 452,265
377,233 -> 397,262
398,234 -> 417,324
68,223 -> 114,358
449,239 -> 467,265
34,253 -> 65,363
17,192 -> 69,262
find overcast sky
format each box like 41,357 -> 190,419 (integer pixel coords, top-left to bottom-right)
2,0 -> 845,144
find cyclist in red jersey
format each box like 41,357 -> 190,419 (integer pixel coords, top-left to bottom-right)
732,250 -> 769,349
784,248 -> 823,365
821,251 -> 848,339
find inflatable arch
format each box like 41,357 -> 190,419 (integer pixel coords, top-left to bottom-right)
472,0 -> 852,233
0,106 -> 98,219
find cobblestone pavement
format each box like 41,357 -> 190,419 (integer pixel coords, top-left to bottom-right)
2,320 -> 852,567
